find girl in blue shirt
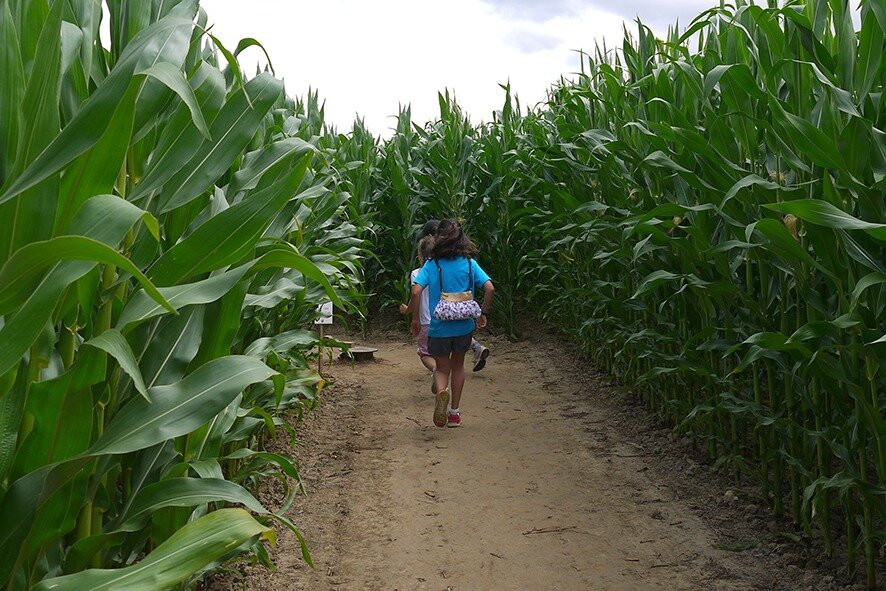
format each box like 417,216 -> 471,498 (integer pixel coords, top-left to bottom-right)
410,220 -> 495,428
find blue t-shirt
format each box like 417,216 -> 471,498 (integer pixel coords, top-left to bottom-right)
413,257 -> 491,337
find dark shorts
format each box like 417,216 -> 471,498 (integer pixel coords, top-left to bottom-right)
428,333 -> 473,357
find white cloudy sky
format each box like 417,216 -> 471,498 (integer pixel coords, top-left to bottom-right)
201,0 -> 716,136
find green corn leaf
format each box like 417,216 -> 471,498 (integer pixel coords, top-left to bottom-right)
140,307 -> 205,388
120,245 -> 342,329
856,9 -> 884,99
117,262 -> 256,328
0,0 -> 62,267
704,63 -> 765,100
244,277 -> 303,309
234,36 -> 275,73
149,151 -> 312,285
138,62 -> 210,139
0,13 -> 195,205
154,73 -> 284,213
64,532 -> 128,575
748,219 -> 833,278
632,270 -> 681,299
54,78 -> 139,235
251,247 -> 343,306
0,365 -> 24,483
731,332 -> 812,373
90,355 -> 275,455
0,235 -> 173,316
721,174 -> 790,206
768,98 -> 845,170
244,329 -> 318,358
0,195 -> 164,377
119,443 -> 178,522
9,351 -> 103,480
108,477 -> 267,532
850,272 -> 886,310
0,0 -> 24,186
207,32 -> 247,95
85,329 -> 150,401
228,137 -> 314,196
0,459 -> 93,582
224,448 -> 301,482
65,0 -> 102,83
625,202 -> 716,236
764,199 -> 886,242
132,61 -> 226,199
31,509 -> 272,591
841,229 -> 886,274
643,150 -> 691,174
0,355 -> 274,578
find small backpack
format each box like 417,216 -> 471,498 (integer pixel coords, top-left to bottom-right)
432,258 -> 482,321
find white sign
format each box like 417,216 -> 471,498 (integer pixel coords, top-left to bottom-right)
314,301 -> 333,325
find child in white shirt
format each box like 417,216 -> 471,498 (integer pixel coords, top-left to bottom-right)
400,237 -> 438,376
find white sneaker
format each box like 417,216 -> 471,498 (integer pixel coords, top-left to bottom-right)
472,345 -> 490,372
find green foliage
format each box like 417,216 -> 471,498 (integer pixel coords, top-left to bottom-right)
362,2 -> 885,587
0,0 -> 364,588
2,0 -> 884,589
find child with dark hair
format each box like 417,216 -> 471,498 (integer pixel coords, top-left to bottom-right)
418,220 -> 490,371
419,219 -> 440,240
410,219 -> 495,427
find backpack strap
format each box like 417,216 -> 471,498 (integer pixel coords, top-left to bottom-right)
434,258 -> 474,295
467,258 -> 474,296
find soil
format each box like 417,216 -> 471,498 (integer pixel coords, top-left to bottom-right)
207,327 -> 870,591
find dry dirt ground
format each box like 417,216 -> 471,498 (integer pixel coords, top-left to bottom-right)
208,328 -> 867,591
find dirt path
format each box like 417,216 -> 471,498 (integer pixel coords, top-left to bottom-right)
210,330 -> 851,591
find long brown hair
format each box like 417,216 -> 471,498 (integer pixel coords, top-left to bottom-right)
417,235 -> 435,264
432,219 -> 477,259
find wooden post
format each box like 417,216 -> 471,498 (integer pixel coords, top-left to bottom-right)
318,324 -> 324,375
315,301 -> 332,375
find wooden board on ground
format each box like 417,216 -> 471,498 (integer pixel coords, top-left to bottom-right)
340,346 -> 378,362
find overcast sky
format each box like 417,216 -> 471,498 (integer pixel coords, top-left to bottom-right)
201,0 -> 717,136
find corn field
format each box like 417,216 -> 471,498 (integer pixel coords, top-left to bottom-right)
357,1 -> 886,586
0,0 -> 884,589
0,0 -> 367,588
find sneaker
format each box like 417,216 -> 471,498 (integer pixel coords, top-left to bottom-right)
447,411 -> 462,428
431,375 -> 438,395
472,345 -> 490,372
433,389 -> 450,428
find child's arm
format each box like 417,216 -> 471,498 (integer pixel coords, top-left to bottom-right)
400,270 -> 416,315
477,280 -> 495,329
408,283 -> 423,336
400,290 -> 417,315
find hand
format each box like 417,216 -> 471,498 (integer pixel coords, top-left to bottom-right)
476,314 -> 488,329
410,319 -> 421,337
399,303 -> 408,315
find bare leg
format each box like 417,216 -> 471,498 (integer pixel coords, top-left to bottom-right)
421,355 -> 436,372
434,355 -> 450,395
450,352 -> 466,409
